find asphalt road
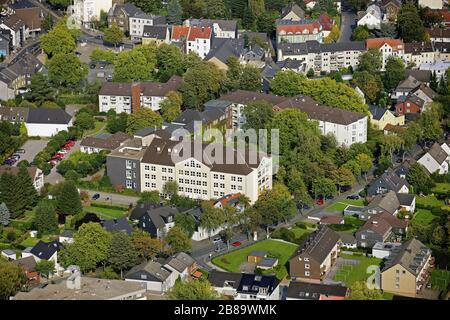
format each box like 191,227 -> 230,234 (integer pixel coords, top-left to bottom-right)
339,0 -> 357,43
82,190 -> 139,206
13,140 -> 48,166
45,141 -> 81,185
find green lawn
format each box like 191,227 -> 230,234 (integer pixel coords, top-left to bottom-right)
416,195 -> 445,207
20,235 -> 53,248
290,227 -> 313,238
325,199 -> 365,212
432,183 -> 450,194
430,269 -> 450,292
334,253 -> 382,287
212,239 -> 298,280
83,120 -> 106,137
412,209 -> 438,226
83,205 -> 128,220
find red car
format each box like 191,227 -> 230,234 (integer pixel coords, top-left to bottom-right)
61,145 -> 71,150
315,198 -> 324,206
231,241 -> 242,247
65,140 -> 76,147
54,153 -> 65,158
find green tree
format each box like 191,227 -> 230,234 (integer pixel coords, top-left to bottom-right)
383,57 -> 406,91
107,232 -> 138,277
167,0 -> 183,24
42,14 -> 54,32
160,91 -> 182,122
333,167 -> 356,194
0,173 -> 25,219
156,44 -> 185,81
351,25 -> 370,41
307,68 -> 315,78
205,0 -> 229,18
254,183 -> 296,225
406,163 -> 435,195
356,153 -> 373,179
200,202 -> 225,233
126,108 -> 163,134
48,0 -> 71,9
59,222 -> 112,272
35,260 -> 56,279
75,112 -> 95,132
24,73 -> 56,105
431,226 -> 446,246
240,65 -> 262,91
180,62 -> 224,110
55,181 -> 83,217
40,19 -> 77,57
397,1 -> 426,42
48,53 -> 88,89
0,258 -> 26,300
180,0 -> 205,17
163,181 -> 178,198
132,232 -> 164,261
17,166 -> 38,209
347,0 -> 370,11
106,112 -> 128,134
312,177 -> 336,199
0,203 -> 9,226
165,226 -> 192,253
114,49 -> 155,82
358,48 -> 382,74
349,281 -> 383,300
242,100 -> 274,130
324,24 -> 340,43
138,191 -> 160,205
418,104 -> 443,141
175,213 -> 197,238
33,200 -> 59,235
168,279 -> 220,300
353,71 -> 383,103
127,0 -> 163,13
104,23 -> 124,47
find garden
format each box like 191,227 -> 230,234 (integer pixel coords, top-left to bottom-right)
212,239 -> 298,280
333,253 -> 382,287
430,269 -> 450,292
325,199 -> 365,213
83,202 -> 129,220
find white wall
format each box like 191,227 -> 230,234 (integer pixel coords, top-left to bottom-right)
25,122 -> 71,137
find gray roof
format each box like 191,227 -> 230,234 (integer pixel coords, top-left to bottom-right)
208,271 -> 242,289
279,40 -> 365,56
134,127 -> 156,137
249,251 -> 267,257
30,241 -> 60,260
291,227 -> 340,264
405,69 -> 431,83
143,25 -> 167,40
287,282 -> 348,300
367,191 -> 401,214
144,206 -> 178,229
369,169 -> 409,194
382,239 -> 431,275
257,257 -> 278,268
369,105 -> 389,121
27,108 -> 72,125
2,249 -> 15,255
11,256 -> 37,271
125,260 -> 172,282
427,142 -> 449,164
396,193 -> 415,206
281,2 -> 305,20
102,216 -> 133,234
165,252 -> 195,273
123,2 -> 142,16
337,233 -> 356,245
205,38 -> 245,64
395,75 -> 421,92
185,18 -> 237,32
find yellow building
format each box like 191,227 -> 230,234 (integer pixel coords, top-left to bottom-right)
381,239 -> 434,298
369,105 -> 405,130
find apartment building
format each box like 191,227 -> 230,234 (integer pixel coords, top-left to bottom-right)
69,0 -> 113,28
419,59 -> 450,80
366,38 -> 405,71
184,18 -> 237,39
107,2 -> 141,32
129,12 -> 166,41
107,132 -> 273,204
276,19 -> 324,44
289,227 -> 340,282
403,42 -> 435,67
381,239 -> 434,297
98,75 -> 182,113
277,41 -> 365,75
171,26 -> 212,59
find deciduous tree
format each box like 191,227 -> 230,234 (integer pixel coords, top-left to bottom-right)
165,226 -> 192,253
126,108 -> 163,134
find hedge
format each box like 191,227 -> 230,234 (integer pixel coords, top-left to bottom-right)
416,203 -> 436,211
9,220 -> 33,231
90,202 -> 129,211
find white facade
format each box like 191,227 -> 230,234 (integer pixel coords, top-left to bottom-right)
378,43 -> 405,71
69,0 -> 113,26
99,94 -> 168,114
125,272 -> 177,293
372,242 -> 401,259
417,151 -> 450,174
129,15 -> 154,40
403,51 -> 435,67
0,23 -> 24,48
357,5 -> 382,30
316,116 -> 368,146
25,120 -> 73,137
418,0 -> 443,9
419,60 -> 450,80
187,37 -> 211,59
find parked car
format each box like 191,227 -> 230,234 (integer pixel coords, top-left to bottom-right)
58,150 -> 68,154
212,237 -> 222,244
231,241 -> 242,247
65,140 -> 76,147
315,198 -> 324,206
4,159 -> 15,165
347,194 -> 360,200
106,75 -> 113,82
437,194 -> 447,200
16,149 -> 25,154
48,160 -> 57,166
214,246 -> 226,253
54,153 -> 65,159
92,193 -> 100,200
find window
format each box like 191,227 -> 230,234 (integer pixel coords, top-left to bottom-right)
145,174 -> 150,179
305,264 -> 310,269
304,258 -> 309,262
145,182 -> 150,188
168,168 -> 173,174
213,174 -> 219,179
179,170 -> 183,175
220,175 -> 225,180
151,166 -> 156,171
214,182 -> 218,188
126,160 -> 132,169
179,178 -> 183,184
220,183 -> 225,189
202,181 -> 207,186
144,165 -> 150,171
237,177 -> 243,183
305,271 -> 310,276
151,175 -> 156,180
162,168 -> 167,173
202,173 -> 207,178
231,176 -> 236,182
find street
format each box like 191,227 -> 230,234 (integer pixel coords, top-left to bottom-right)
45,140 -> 81,185
339,0 -> 356,43
13,140 -> 48,166
82,190 -> 139,207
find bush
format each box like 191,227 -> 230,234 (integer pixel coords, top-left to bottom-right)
90,202 -> 128,211
295,222 -> 307,229
271,227 -> 296,243
328,224 -> 354,232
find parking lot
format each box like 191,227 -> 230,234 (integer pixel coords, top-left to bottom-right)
12,139 -> 48,166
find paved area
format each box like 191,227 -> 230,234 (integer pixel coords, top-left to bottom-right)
339,0 -> 356,43
45,141 -> 81,184
13,139 -> 48,166
82,190 -> 139,206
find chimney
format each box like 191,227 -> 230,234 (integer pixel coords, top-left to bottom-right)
131,82 -> 141,114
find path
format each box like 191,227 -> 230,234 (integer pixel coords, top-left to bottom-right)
82,190 -> 139,206
338,0 -> 356,43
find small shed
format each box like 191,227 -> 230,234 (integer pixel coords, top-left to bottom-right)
344,205 -> 365,217
256,257 -> 279,270
247,251 -> 267,264
1,249 -> 17,260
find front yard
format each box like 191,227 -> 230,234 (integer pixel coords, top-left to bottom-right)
416,195 -> 445,207
430,269 -> 450,292
325,199 -> 365,212
412,209 -> 438,226
334,253 -> 382,287
83,203 -> 128,220
212,239 -> 298,280
432,183 -> 450,194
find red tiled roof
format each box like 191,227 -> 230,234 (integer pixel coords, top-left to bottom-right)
366,37 -> 404,51
187,26 -> 212,41
277,21 -> 322,34
320,215 -> 344,225
217,193 -> 242,206
171,25 -> 190,41
318,13 -> 333,31
429,9 -> 450,22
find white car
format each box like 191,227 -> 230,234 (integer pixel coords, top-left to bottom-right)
58,150 -> 68,154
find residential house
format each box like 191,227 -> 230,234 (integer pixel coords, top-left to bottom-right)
124,260 -> 177,293
381,239 -> 434,297
410,83 -> 438,105
304,0 -> 317,10
395,94 -> 426,115
435,42 -> 450,61
179,207 -> 229,241
337,233 -> 357,249
369,105 -> 405,130
98,75 -> 182,113
11,256 -> 40,285
372,241 -> 402,259
208,271 -> 280,300
0,14 -> 26,48
129,11 -> 166,41
102,216 -> 133,234
357,4 -> 382,30
405,70 -> 432,84
1,249 -> 16,260
280,2 -> 305,21
14,271 -> 147,300
107,2 -> 141,32
171,107 -> 228,139
366,38 -> 405,71
171,25 -> 212,59
289,227 -> 340,282
164,252 -> 198,280
419,59 -> 450,79
137,206 -> 177,239
0,165 -> 44,191
403,42 -> 435,68
58,230 -> 74,244
363,191 -> 415,220
320,215 -> 344,225
380,0 -> 402,21
427,27 -> 450,43
213,193 -> 245,213
418,0 -> 443,10
276,19 -> 324,44
184,18 -> 237,39
80,132 -> 131,154
417,142 -> 450,174
29,240 -> 62,274
356,216 -> 393,248
69,0 -> 113,28
142,25 -> 169,46
286,282 -> 349,300
393,75 -> 422,100
9,0 -> 42,38
367,169 -> 409,197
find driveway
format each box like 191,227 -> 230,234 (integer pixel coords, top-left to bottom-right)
339,1 -> 356,42
13,139 -> 48,166
82,190 -> 139,207
45,140 -> 81,185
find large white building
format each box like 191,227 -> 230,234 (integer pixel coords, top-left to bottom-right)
129,12 -> 166,41
357,4 -> 382,30
366,38 -> 405,71
171,25 -> 212,59
69,0 -> 113,28
418,0 -> 443,10
98,76 -> 183,114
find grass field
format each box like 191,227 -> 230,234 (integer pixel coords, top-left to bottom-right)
290,227 -> 313,238
326,199 -> 365,212
20,235 -> 53,248
432,183 -> 450,194
83,120 -> 106,137
212,239 -> 298,280
334,253 -> 382,287
83,205 -> 128,220
430,269 -> 450,291
412,209 -> 438,226
416,195 -> 445,207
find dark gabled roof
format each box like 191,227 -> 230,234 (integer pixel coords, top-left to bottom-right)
405,70 -> 431,83
26,108 -> 72,125
122,2 -> 142,16
411,83 -> 438,99
278,40 -> 365,56
238,274 -> 280,295
172,109 -> 202,125
143,25 -> 167,40
433,42 -> 450,53
291,226 -> 340,264
11,256 -> 37,272
99,82 -> 132,96
134,127 -> 157,138
130,202 -> 162,220
367,191 -> 401,214
369,105 -> 388,120
382,238 -> 431,275
427,142 -> 449,164
208,271 -> 242,289
125,260 -> 172,282
218,90 -> 287,106
81,132 -> 131,150
9,0 -> 36,9
249,251 -> 266,258
165,252 -> 195,273
140,75 -> 182,97
281,2 -> 305,20
140,206 -> 178,229
30,241 -> 60,260
287,282 -> 348,300
396,193 -> 415,206
2,14 -> 25,31
369,170 -> 409,194
427,27 -> 450,38
357,216 -> 392,236
185,18 -> 238,32
102,217 -> 133,234
395,75 -> 421,92
205,38 -> 245,64
404,42 -> 433,54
